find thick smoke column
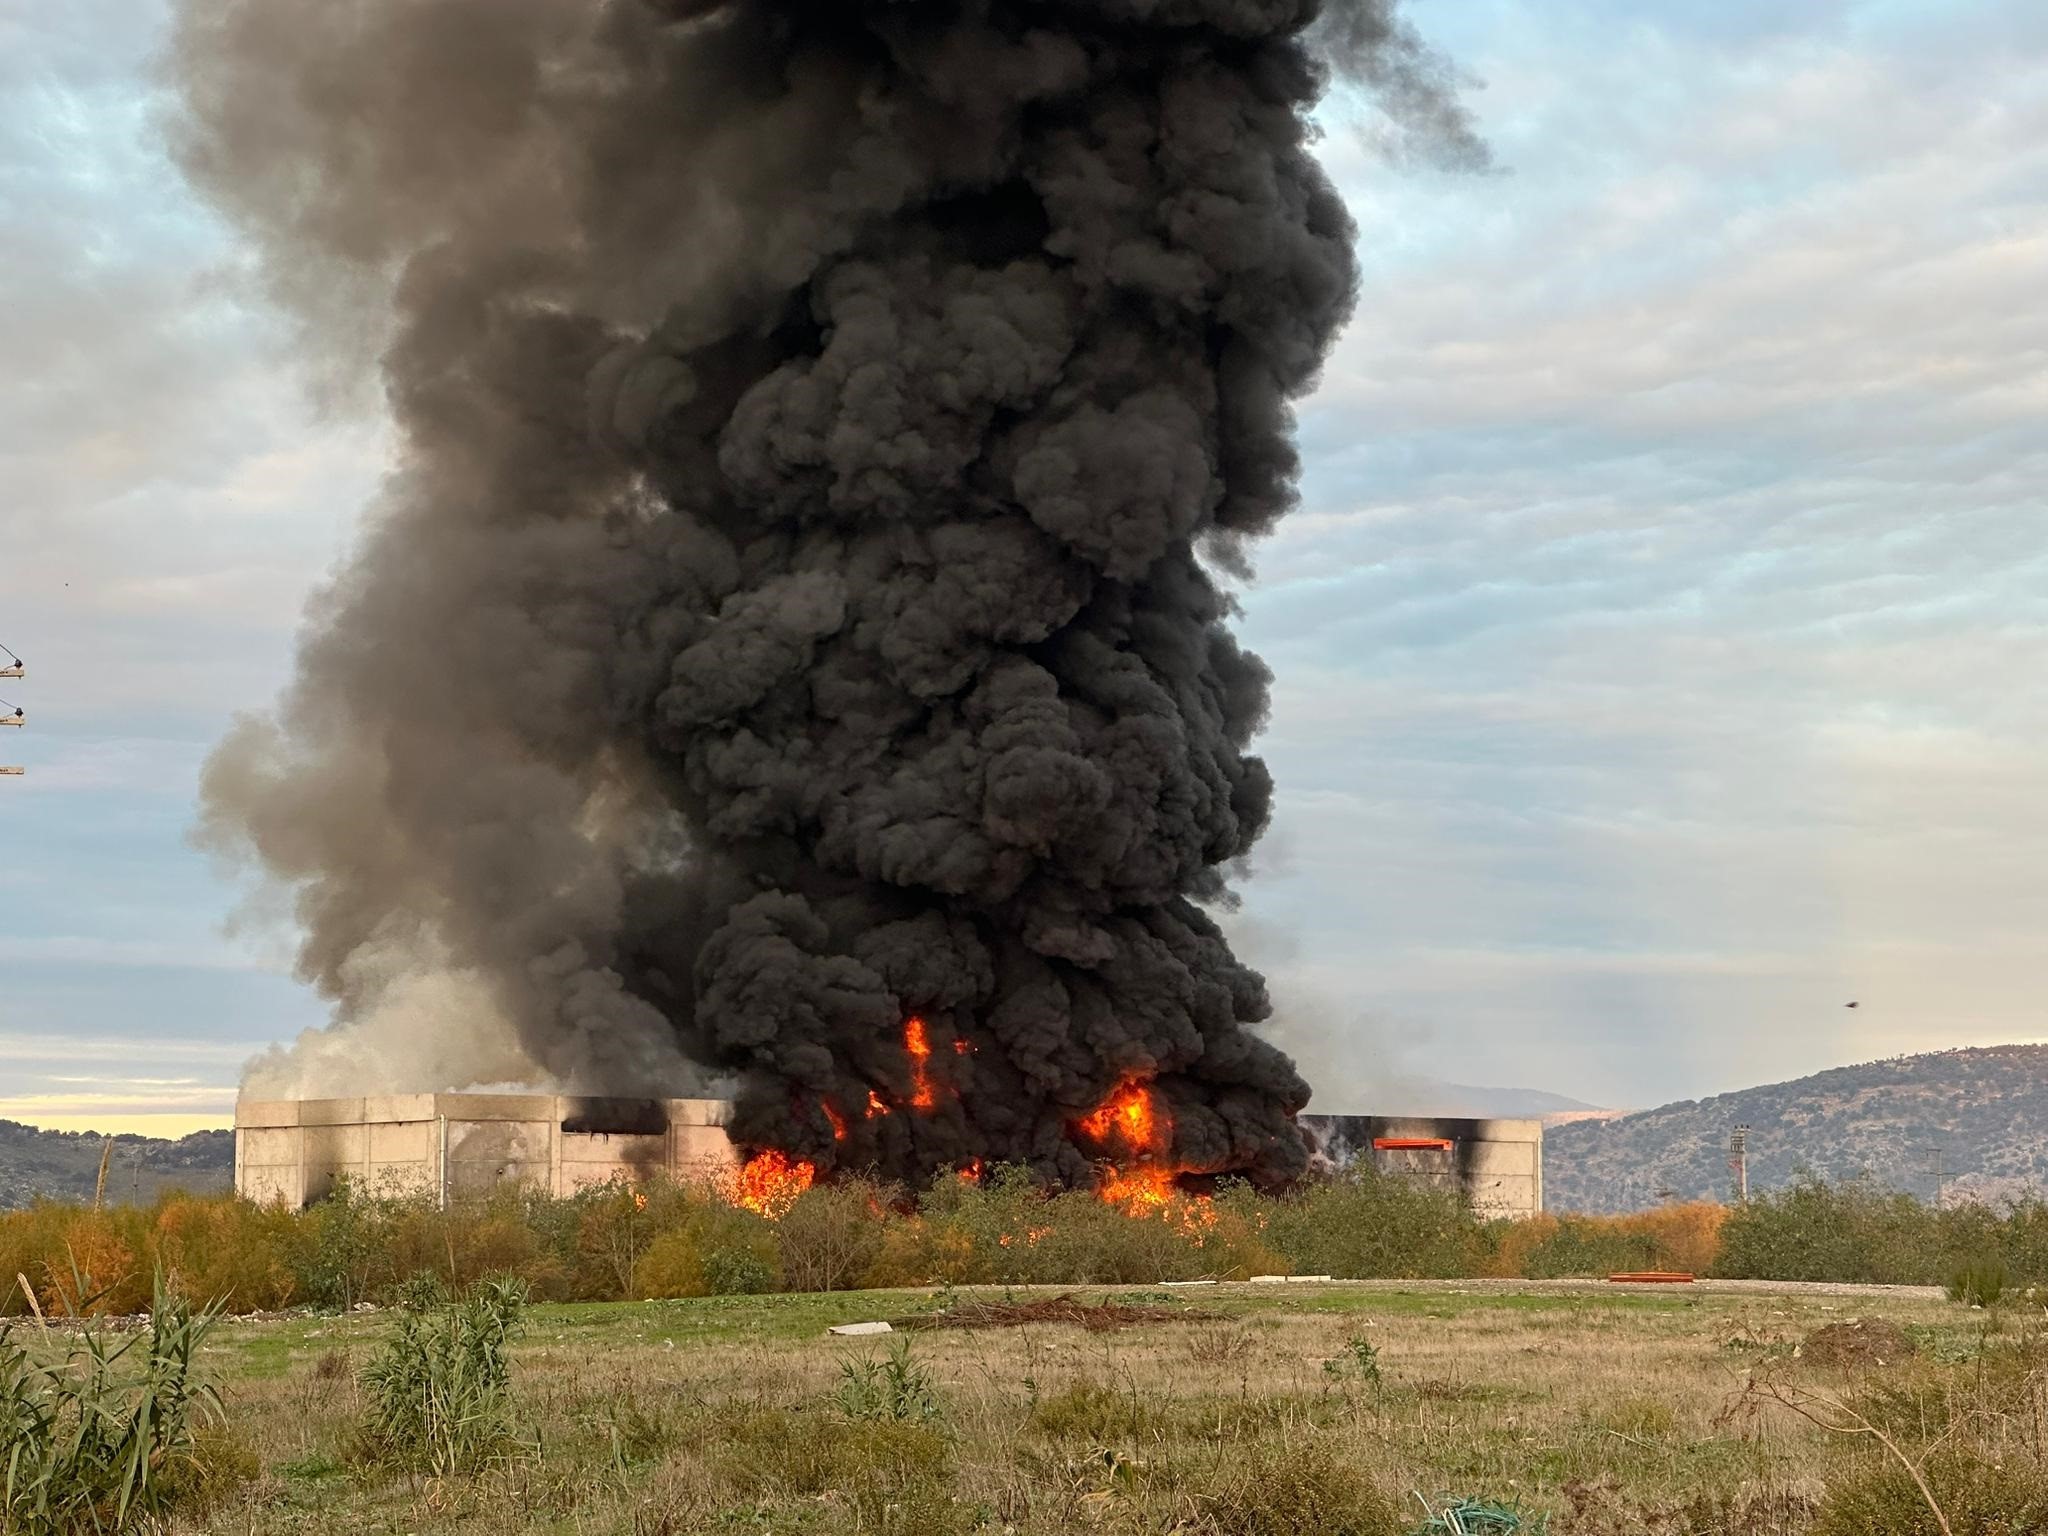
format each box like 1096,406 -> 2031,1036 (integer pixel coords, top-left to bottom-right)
175,0 -> 1483,1188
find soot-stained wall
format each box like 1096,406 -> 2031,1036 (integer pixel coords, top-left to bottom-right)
1299,1114 -> 1543,1218
235,1093 -> 737,1208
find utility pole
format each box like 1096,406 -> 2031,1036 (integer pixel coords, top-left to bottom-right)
1918,1143 -> 1947,1205
1728,1124 -> 1750,1203
1,639 -> 23,778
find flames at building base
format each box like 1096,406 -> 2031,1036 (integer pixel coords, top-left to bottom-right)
729,1058 -> 1225,1227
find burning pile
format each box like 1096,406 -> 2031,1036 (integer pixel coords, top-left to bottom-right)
172,0 -> 1483,1195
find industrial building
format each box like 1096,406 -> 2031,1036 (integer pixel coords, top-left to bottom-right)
236,1096 -> 1541,1217
1297,1113 -> 1544,1218
234,1093 -> 737,1207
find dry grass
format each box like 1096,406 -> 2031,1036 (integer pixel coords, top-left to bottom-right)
152,1281 -> 2043,1534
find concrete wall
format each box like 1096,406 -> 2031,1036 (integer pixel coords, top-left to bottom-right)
235,1094 -> 739,1208
1297,1113 -> 1544,1218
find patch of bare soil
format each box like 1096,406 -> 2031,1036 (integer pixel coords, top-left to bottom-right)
1799,1317 -> 1917,1368
893,1293 -> 1219,1333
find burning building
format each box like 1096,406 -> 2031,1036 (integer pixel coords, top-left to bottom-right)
179,0 -> 1487,1202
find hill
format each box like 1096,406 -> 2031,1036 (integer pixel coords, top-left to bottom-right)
0,1120 -> 234,1209
1544,1045 -> 2048,1213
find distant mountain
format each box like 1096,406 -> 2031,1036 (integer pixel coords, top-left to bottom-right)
1544,1045 -> 2048,1213
1310,1079 -> 1605,1121
0,1120 -> 234,1210
1437,1083 -> 1607,1120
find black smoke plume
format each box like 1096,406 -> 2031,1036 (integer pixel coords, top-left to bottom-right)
173,0 -> 1484,1189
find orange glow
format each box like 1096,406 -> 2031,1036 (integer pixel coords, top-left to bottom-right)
1076,1079 -> 1218,1230
952,1037 -> 971,1056
823,1100 -> 849,1143
1098,1163 -> 1177,1209
959,1159 -> 983,1183
1097,1165 -> 1219,1235
1079,1080 -> 1160,1152
904,1016 -> 938,1110
724,1150 -> 815,1219
865,1089 -> 891,1119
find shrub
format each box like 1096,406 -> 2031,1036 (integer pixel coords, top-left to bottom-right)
834,1340 -> 944,1425
1517,1215 -> 1659,1278
702,1247 -> 776,1295
1322,1335 -> 1383,1393
1716,1177 -> 1935,1284
0,1275 -> 223,1533
1264,1170 -> 1484,1279
631,1200 -> 780,1299
358,1276 -> 527,1476
1198,1439 -> 1400,1536
1948,1255 -> 2009,1308
1028,1379 -> 1151,1442
777,1179 -> 894,1291
152,1194 -> 299,1312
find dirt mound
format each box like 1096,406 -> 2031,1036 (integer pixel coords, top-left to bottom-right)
893,1294 -> 1218,1333
1800,1318 -> 1916,1368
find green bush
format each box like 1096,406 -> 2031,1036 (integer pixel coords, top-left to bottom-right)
0,1276 -> 223,1534
358,1276 -> 527,1477
1263,1170 -> 1485,1279
834,1340 -> 944,1425
703,1247 -> 776,1295
1518,1216 -> 1659,1279
1948,1255 -> 2009,1307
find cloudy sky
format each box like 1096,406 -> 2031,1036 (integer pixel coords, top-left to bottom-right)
3,0 -> 2043,1134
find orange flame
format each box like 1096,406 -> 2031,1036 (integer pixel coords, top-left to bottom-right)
1098,1163 -> 1177,1210
725,1150 -> 815,1219
959,1158 -> 983,1183
865,1089 -> 891,1119
1079,1080 -> 1161,1152
904,1015 -> 938,1110
823,1100 -> 849,1143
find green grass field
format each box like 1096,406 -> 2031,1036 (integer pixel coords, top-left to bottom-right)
64,1277 -> 2028,1535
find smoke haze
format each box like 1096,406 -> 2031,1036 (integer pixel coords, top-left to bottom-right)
174,0 -> 1483,1187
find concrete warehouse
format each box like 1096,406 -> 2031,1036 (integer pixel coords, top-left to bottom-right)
235,1095 -> 1543,1217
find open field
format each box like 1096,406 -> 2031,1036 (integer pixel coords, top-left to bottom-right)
28,1276 -> 2036,1535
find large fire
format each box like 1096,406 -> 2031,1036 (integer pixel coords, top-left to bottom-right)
725,1149 -> 815,1218
903,1015 -> 939,1109
1075,1078 -> 1215,1228
1079,1081 -> 1157,1151
734,1065 -> 1220,1229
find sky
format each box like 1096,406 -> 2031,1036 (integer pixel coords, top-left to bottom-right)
2,0 -> 2043,1135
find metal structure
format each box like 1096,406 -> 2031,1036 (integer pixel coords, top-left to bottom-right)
0,639 -> 22,777
1729,1123 -> 1750,1202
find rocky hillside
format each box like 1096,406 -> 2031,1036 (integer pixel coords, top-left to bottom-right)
0,1120 -> 233,1209
1545,1045 -> 2048,1213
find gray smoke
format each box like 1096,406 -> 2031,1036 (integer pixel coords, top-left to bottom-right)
174,0 -> 1484,1188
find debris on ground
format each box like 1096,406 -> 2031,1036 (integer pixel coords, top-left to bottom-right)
891,1293 -> 1219,1333
1797,1317 -> 1916,1368
1412,1493 -> 1549,1534
827,1321 -> 894,1336
1411,1494 -> 1549,1534
1248,1273 -> 1334,1283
